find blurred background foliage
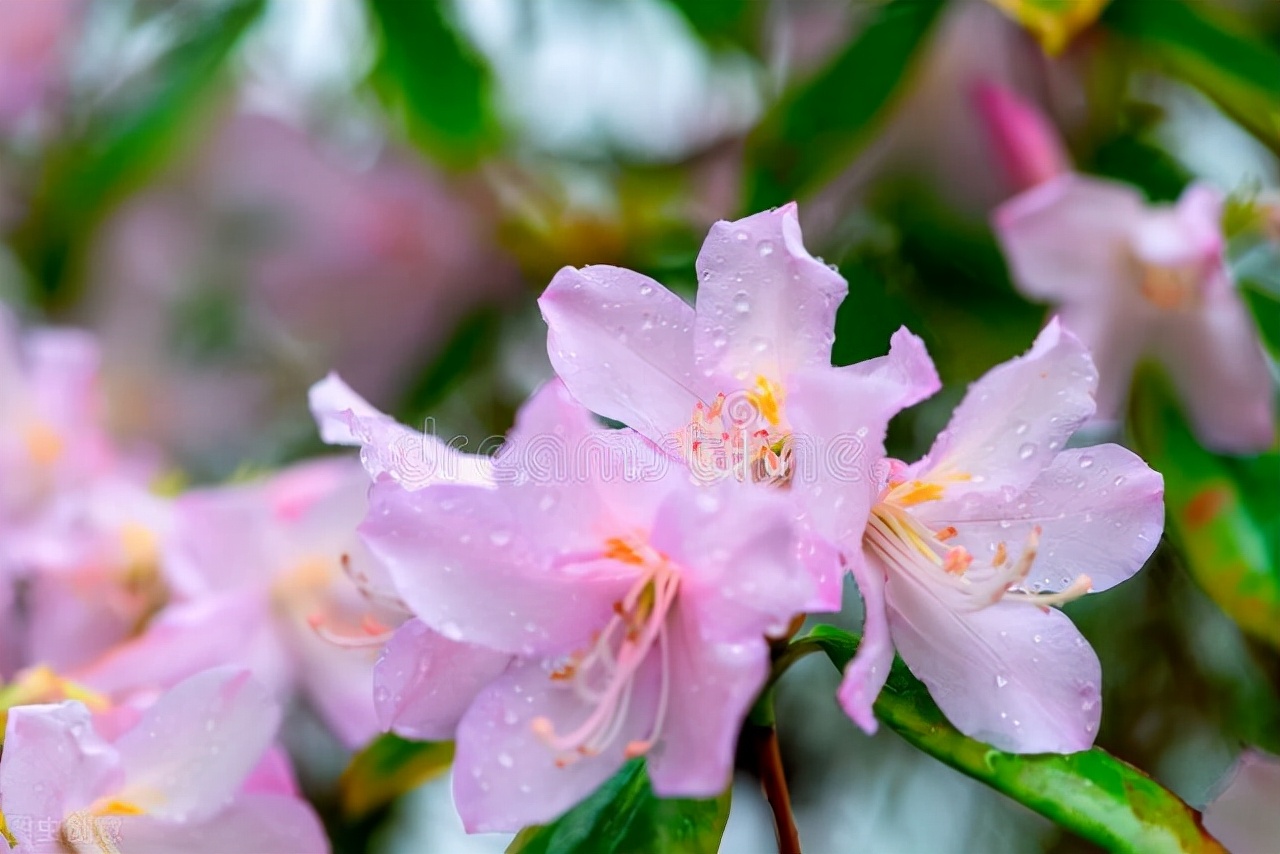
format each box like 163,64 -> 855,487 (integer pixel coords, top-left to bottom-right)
1,0 -> 1278,851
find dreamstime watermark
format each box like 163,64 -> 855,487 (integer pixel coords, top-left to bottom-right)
362,390 -> 886,490
6,812 -> 123,853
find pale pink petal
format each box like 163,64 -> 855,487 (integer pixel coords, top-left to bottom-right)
72,592 -> 293,702
914,444 -> 1163,594
837,326 -> 941,410
452,659 -> 657,833
646,617 -> 768,798
0,702 -> 121,840
994,174 -> 1144,303
1129,183 -> 1224,273
290,620 -> 381,749
1149,295 -> 1275,453
913,319 -> 1097,499
308,372 -> 492,489
240,745 -> 300,796
787,366 -> 916,548
886,578 -> 1101,753
693,203 -> 846,382
361,481 -> 633,657
1054,302 -> 1149,423
113,668 -> 280,822
1203,750 -> 1280,854
838,552 -> 894,735
539,264 -> 706,442
112,794 -> 329,854
373,618 -> 511,740
651,482 -> 818,638
972,80 -> 1071,192
494,380 -> 679,554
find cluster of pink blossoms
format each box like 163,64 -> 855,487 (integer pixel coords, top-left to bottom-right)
0,202 -> 1181,844
315,203 -> 1165,830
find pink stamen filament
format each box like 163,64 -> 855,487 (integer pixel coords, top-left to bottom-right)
532,555 -> 679,765
866,502 -> 1090,612
307,612 -> 395,648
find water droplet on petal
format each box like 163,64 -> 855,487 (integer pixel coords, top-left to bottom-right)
758,240 -> 774,257
498,752 -> 514,768
733,291 -> 751,313
1018,443 -> 1036,460
639,284 -> 653,296
995,675 -> 1009,688
1079,455 -> 1094,469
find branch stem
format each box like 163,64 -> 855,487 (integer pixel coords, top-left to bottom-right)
754,723 -> 801,854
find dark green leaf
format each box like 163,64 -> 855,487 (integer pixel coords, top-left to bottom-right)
507,760 -> 730,854
1129,372 -> 1280,649
800,625 -> 1226,853
366,0 -> 499,169
1242,283 -> 1280,362
668,0 -> 761,54
744,0 -> 947,212
339,735 -> 455,819
1101,0 -> 1280,153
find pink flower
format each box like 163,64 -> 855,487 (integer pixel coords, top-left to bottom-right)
972,80 -> 1071,193
1203,750 -> 1280,854
538,203 -> 846,477
0,667 -> 328,853
832,321 -> 1164,752
990,116 -> 1274,452
73,458 -> 397,748
0,0 -> 81,130
359,381 -> 820,831
538,204 -> 924,613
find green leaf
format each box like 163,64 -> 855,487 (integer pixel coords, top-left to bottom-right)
799,625 -> 1226,853
1101,0 -> 1280,152
366,0 -> 499,169
507,760 -> 730,854
1242,282 -> 1280,363
744,0 -> 947,212
338,735 -> 455,819
1129,372 -> 1280,649
12,0 -> 264,306
667,0 -> 761,54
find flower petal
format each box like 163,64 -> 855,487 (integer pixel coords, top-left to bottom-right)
994,174 -> 1144,303
539,264 -> 705,442
646,619 -> 768,798
693,203 -> 847,382
838,326 -> 941,410
1055,302 -> 1149,424
112,793 -> 330,854
838,552 -> 894,735
1149,294 -> 1276,453
651,482 -> 818,638
373,618 -> 512,740
361,481 -> 634,657
1203,750 -> 1280,854
308,372 -> 492,489
113,668 -> 280,822
885,578 -> 1102,753
0,701 -> 121,840
787,366 -> 909,547
451,659 -> 656,833
913,444 -> 1164,594
913,318 -> 1097,500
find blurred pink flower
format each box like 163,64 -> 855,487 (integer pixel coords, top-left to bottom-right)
972,80 -> 1071,193
837,321 -> 1164,752
0,667 -> 328,854
359,381 -> 820,831
1203,750 -> 1280,854
84,113 -> 518,468
72,458 -> 396,748
0,0 -> 80,130
996,176 -> 1275,452
0,306 -> 170,677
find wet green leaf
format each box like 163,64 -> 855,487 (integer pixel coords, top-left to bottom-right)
1130,372 -> 1280,649
800,625 -> 1226,853
507,760 -> 730,854
744,0 -> 946,211
339,735 -> 455,819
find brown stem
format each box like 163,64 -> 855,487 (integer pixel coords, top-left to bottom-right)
754,724 -> 801,854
